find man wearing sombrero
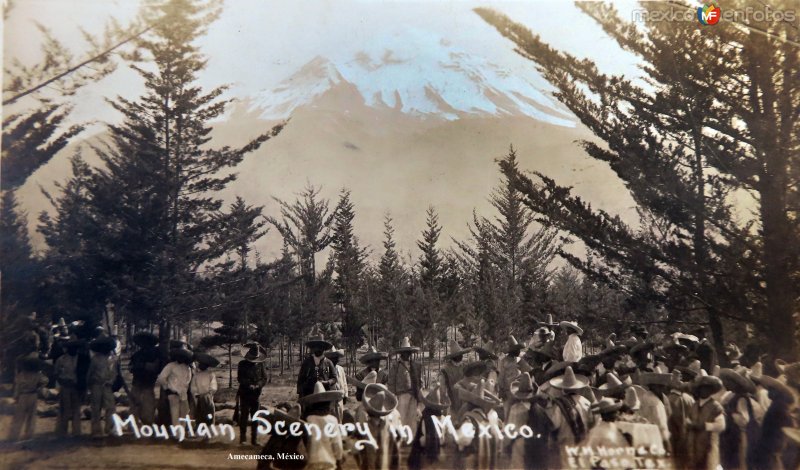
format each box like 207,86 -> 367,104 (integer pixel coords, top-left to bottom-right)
453,378 -> 502,470
356,346 -> 389,384
546,365 -> 593,446
87,335 -> 121,437
560,321 -> 583,363
54,336 -> 83,436
409,384 -> 450,470
438,339 -> 470,415
498,335 -> 526,419
719,368 -> 763,470
299,381 -> 345,470
129,331 -> 162,425
387,337 -> 422,435
238,342 -> 269,445
686,374 -> 726,470
325,345 -> 347,422
359,383 -> 401,470
297,327 -> 337,399
191,352 -> 219,426
156,343 -> 194,428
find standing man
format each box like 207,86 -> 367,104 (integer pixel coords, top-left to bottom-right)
156,345 -> 193,427
54,338 -> 83,436
87,336 -> 119,437
297,327 -> 336,398
238,342 -> 268,445
8,352 -> 47,441
560,321 -> 584,363
387,337 -> 422,435
356,346 -> 389,384
129,332 -> 162,425
498,335 -> 525,419
325,345 -> 348,422
438,339 -> 470,415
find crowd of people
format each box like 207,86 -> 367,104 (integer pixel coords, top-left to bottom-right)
3,312 -> 800,470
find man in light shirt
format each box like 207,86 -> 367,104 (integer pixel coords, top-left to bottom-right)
157,347 -> 193,426
560,321 -> 584,363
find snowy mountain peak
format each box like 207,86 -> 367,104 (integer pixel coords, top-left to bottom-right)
250,40 -> 574,126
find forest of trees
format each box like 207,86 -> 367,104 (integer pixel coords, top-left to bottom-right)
2,0 -> 797,375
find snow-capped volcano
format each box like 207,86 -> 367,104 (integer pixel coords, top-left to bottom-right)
249,36 -> 574,125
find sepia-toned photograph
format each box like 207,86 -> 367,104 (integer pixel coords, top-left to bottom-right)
1,0 -> 799,468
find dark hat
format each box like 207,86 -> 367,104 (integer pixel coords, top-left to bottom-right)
90,336 -> 117,354
542,361 -> 570,382
719,368 -> 756,395
324,345 -> 345,360
305,326 -> 333,350
133,331 -> 159,347
463,361 -> 488,377
444,340 -> 472,360
537,314 -> 559,328
753,375 -> 796,402
170,347 -> 194,362
299,381 -> 344,406
474,341 -> 498,360
505,335 -> 525,354
421,385 -> 451,412
169,339 -> 192,351
363,383 -> 398,417
243,343 -> 267,363
599,341 -> 627,357
194,352 -> 220,368
510,372 -> 537,401
359,346 -> 388,363
393,337 -> 419,354
630,341 -> 656,357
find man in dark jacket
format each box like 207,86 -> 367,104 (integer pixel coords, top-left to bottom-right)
238,343 -> 269,445
296,327 -> 336,398
129,332 -> 162,425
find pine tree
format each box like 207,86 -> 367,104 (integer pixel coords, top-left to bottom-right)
413,206 -> 444,356
376,215 -> 407,347
44,0 -> 283,343
476,2 -> 799,357
418,206 -> 443,291
0,191 -> 37,316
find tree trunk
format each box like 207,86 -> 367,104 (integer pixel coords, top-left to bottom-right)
228,346 -> 233,389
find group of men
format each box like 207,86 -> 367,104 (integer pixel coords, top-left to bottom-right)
260,318 -> 800,470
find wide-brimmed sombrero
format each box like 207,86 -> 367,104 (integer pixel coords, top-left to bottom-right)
510,372 -> 537,401
305,326 -> 333,350
506,335 -> 525,354
559,321 -> 583,336
459,379 -> 502,410
299,381 -> 344,406
662,340 -> 689,354
675,360 -> 704,380
623,387 -> 641,411
90,336 -> 117,354
637,372 -> 673,387
692,375 -> 724,394
169,339 -> 192,351
194,352 -> 220,368
363,383 -> 398,417
444,340 -> 472,360
548,366 -> 589,390
753,374 -> 796,402
674,333 -> 699,346
393,337 -> 419,354
599,373 -> 632,396
242,343 -> 268,363
133,331 -> 159,347
720,368 -> 756,395
463,360 -> 489,377
421,385 -> 451,412
630,341 -> 656,357
347,370 -> 378,390
325,345 -> 345,360
599,340 -> 627,357
359,346 -> 388,363
537,314 -> 559,328
474,341 -> 498,360
591,397 -> 623,414
170,346 -> 194,362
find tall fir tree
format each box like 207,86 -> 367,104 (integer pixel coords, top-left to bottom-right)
376,215 -> 407,347
413,206 -> 444,356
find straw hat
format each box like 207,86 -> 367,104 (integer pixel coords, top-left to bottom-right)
591,397 -> 623,414
598,372 -> 632,396
421,385 -> 451,412
674,333 -> 700,346
675,360 -> 704,380
393,337 -> 419,354
325,345 -> 345,360
305,325 -> 333,350
194,352 -> 220,368
506,335 -> 525,354
459,379 -> 502,410
510,372 -> 537,401
133,331 -> 159,347
537,314 -> 559,328
474,341 -> 498,360
548,366 -> 589,390
692,375 -> 724,394
559,321 -> 583,336
623,387 -> 641,411
363,383 -> 399,417
719,368 -> 756,395
754,375 -> 796,402
444,340 -> 472,360
359,346 -> 388,363
299,381 -> 345,406
347,370 -> 378,390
